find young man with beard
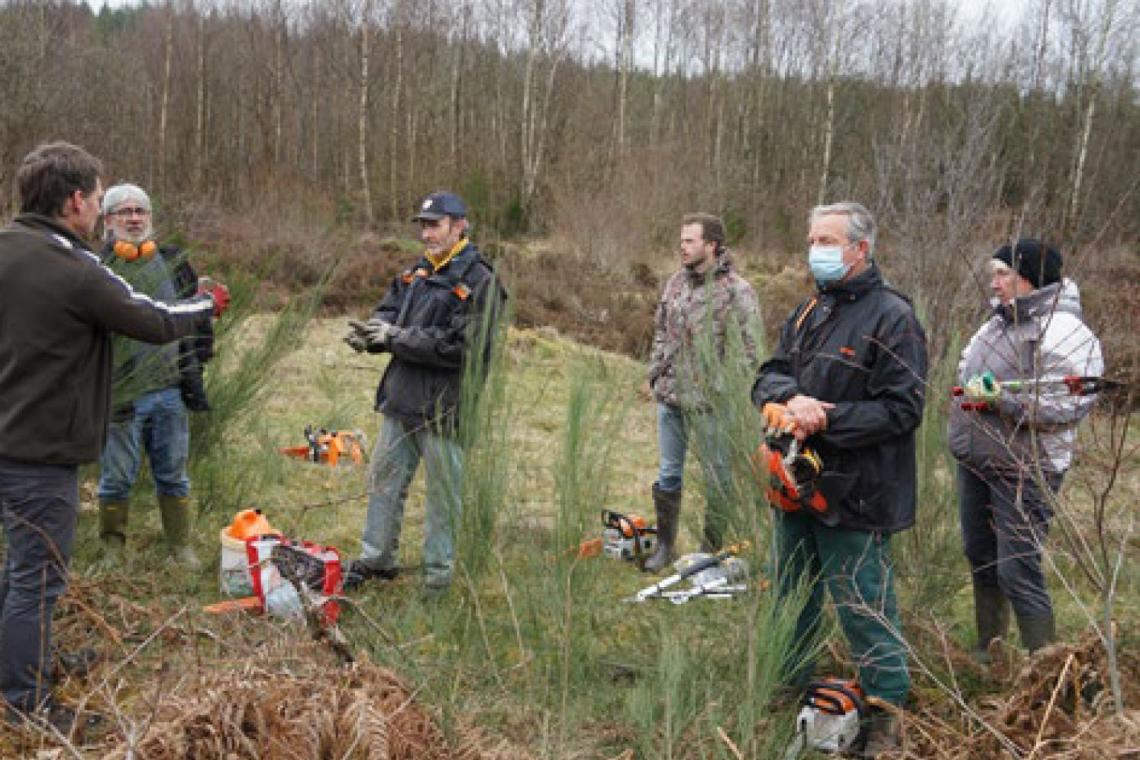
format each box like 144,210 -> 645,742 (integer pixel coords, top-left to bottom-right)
642,213 -> 761,572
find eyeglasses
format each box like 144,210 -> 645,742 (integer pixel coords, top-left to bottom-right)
109,206 -> 150,218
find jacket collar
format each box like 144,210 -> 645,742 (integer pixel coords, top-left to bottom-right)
415,240 -> 479,284
684,250 -> 734,282
818,261 -> 883,301
995,282 -> 1064,322
14,213 -> 91,252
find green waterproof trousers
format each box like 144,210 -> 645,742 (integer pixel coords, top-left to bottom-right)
773,509 -> 910,705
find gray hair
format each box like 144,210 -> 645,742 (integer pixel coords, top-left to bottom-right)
102,183 -> 152,215
810,201 -> 876,256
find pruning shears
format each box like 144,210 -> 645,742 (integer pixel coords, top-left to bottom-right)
951,374 -> 1123,411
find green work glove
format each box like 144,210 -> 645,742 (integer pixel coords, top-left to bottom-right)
964,371 -> 1001,404
347,318 -> 399,353
343,322 -> 369,353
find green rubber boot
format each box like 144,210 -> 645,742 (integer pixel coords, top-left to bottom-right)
96,499 -> 130,570
158,495 -> 202,570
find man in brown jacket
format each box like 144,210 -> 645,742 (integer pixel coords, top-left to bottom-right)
0,142 -> 225,733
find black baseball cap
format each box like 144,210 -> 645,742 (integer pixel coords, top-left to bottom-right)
411,191 -> 467,221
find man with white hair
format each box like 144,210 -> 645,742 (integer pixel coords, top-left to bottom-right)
95,183 -> 220,569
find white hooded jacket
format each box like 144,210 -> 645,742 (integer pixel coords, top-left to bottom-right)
947,278 -> 1104,474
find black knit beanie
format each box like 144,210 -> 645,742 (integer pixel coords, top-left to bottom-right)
992,239 -> 1062,289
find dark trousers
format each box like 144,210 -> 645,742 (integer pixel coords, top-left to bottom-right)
957,463 -> 1060,619
773,509 -> 910,705
0,457 -> 78,713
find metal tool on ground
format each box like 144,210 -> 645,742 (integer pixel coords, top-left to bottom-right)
783,678 -> 866,758
625,541 -> 750,603
280,426 -> 366,466
952,373 -> 1124,411
658,577 -> 749,604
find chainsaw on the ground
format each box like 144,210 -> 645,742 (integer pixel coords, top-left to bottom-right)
280,426 -> 366,466
575,509 -> 657,561
783,678 -> 866,758
601,509 -> 657,561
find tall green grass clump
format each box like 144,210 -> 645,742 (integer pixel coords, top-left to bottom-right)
187,263 -> 328,519
454,273 -> 512,583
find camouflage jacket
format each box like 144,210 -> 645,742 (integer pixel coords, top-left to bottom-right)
648,252 -> 761,409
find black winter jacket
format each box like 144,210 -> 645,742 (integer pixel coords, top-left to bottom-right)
370,242 -> 506,433
0,214 -> 215,465
751,264 -> 928,533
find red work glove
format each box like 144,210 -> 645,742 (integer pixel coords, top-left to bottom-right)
197,277 -> 231,318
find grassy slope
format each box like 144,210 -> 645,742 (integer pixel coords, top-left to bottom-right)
48,315 -> 1140,759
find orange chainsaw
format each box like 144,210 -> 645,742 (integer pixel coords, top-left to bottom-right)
280,426 -> 365,467
753,403 -> 831,522
575,509 -> 657,561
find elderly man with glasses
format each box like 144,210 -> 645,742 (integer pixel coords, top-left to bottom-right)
94,183 -> 226,569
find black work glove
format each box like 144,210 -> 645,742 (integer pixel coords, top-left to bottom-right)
180,373 -> 211,412
111,403 -> 135,424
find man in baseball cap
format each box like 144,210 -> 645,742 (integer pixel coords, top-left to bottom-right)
344,191 -> 505,593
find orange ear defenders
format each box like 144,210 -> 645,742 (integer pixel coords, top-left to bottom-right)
113,239 -> 158,261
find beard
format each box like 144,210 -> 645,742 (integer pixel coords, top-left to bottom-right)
108,222 -> 154,245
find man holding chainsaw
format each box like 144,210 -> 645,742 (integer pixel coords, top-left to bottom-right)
343,191 -> 505,592
642,213 -> 761,573
94,183 -> 221,570
0,143 -> 224,733
948,240 -> 1102,658
753,202 -> 927,756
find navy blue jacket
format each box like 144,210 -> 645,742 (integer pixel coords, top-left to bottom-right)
752,264 -> 928,533
370,242 -> 506,433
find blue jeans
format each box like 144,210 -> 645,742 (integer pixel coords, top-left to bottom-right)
360,416 -> 463,587
656,403 -> 734,546
957,464 -> 1060,619
773,509 -> 909,705
97,387 -> 190,501
0,457 -> 78,713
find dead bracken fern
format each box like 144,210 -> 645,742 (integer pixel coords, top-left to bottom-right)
907,626 -> 1140,759
105,662 -> 476,759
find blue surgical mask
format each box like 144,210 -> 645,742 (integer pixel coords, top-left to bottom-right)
809,245 -> 850,286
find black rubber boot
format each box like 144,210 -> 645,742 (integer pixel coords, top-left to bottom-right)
642,484 -> 681,574
1017,614 -> 1056,653
972,583 -> 1010,664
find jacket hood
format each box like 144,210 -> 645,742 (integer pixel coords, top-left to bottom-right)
995,278 -> 1083,323
684,249 -> 735,282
